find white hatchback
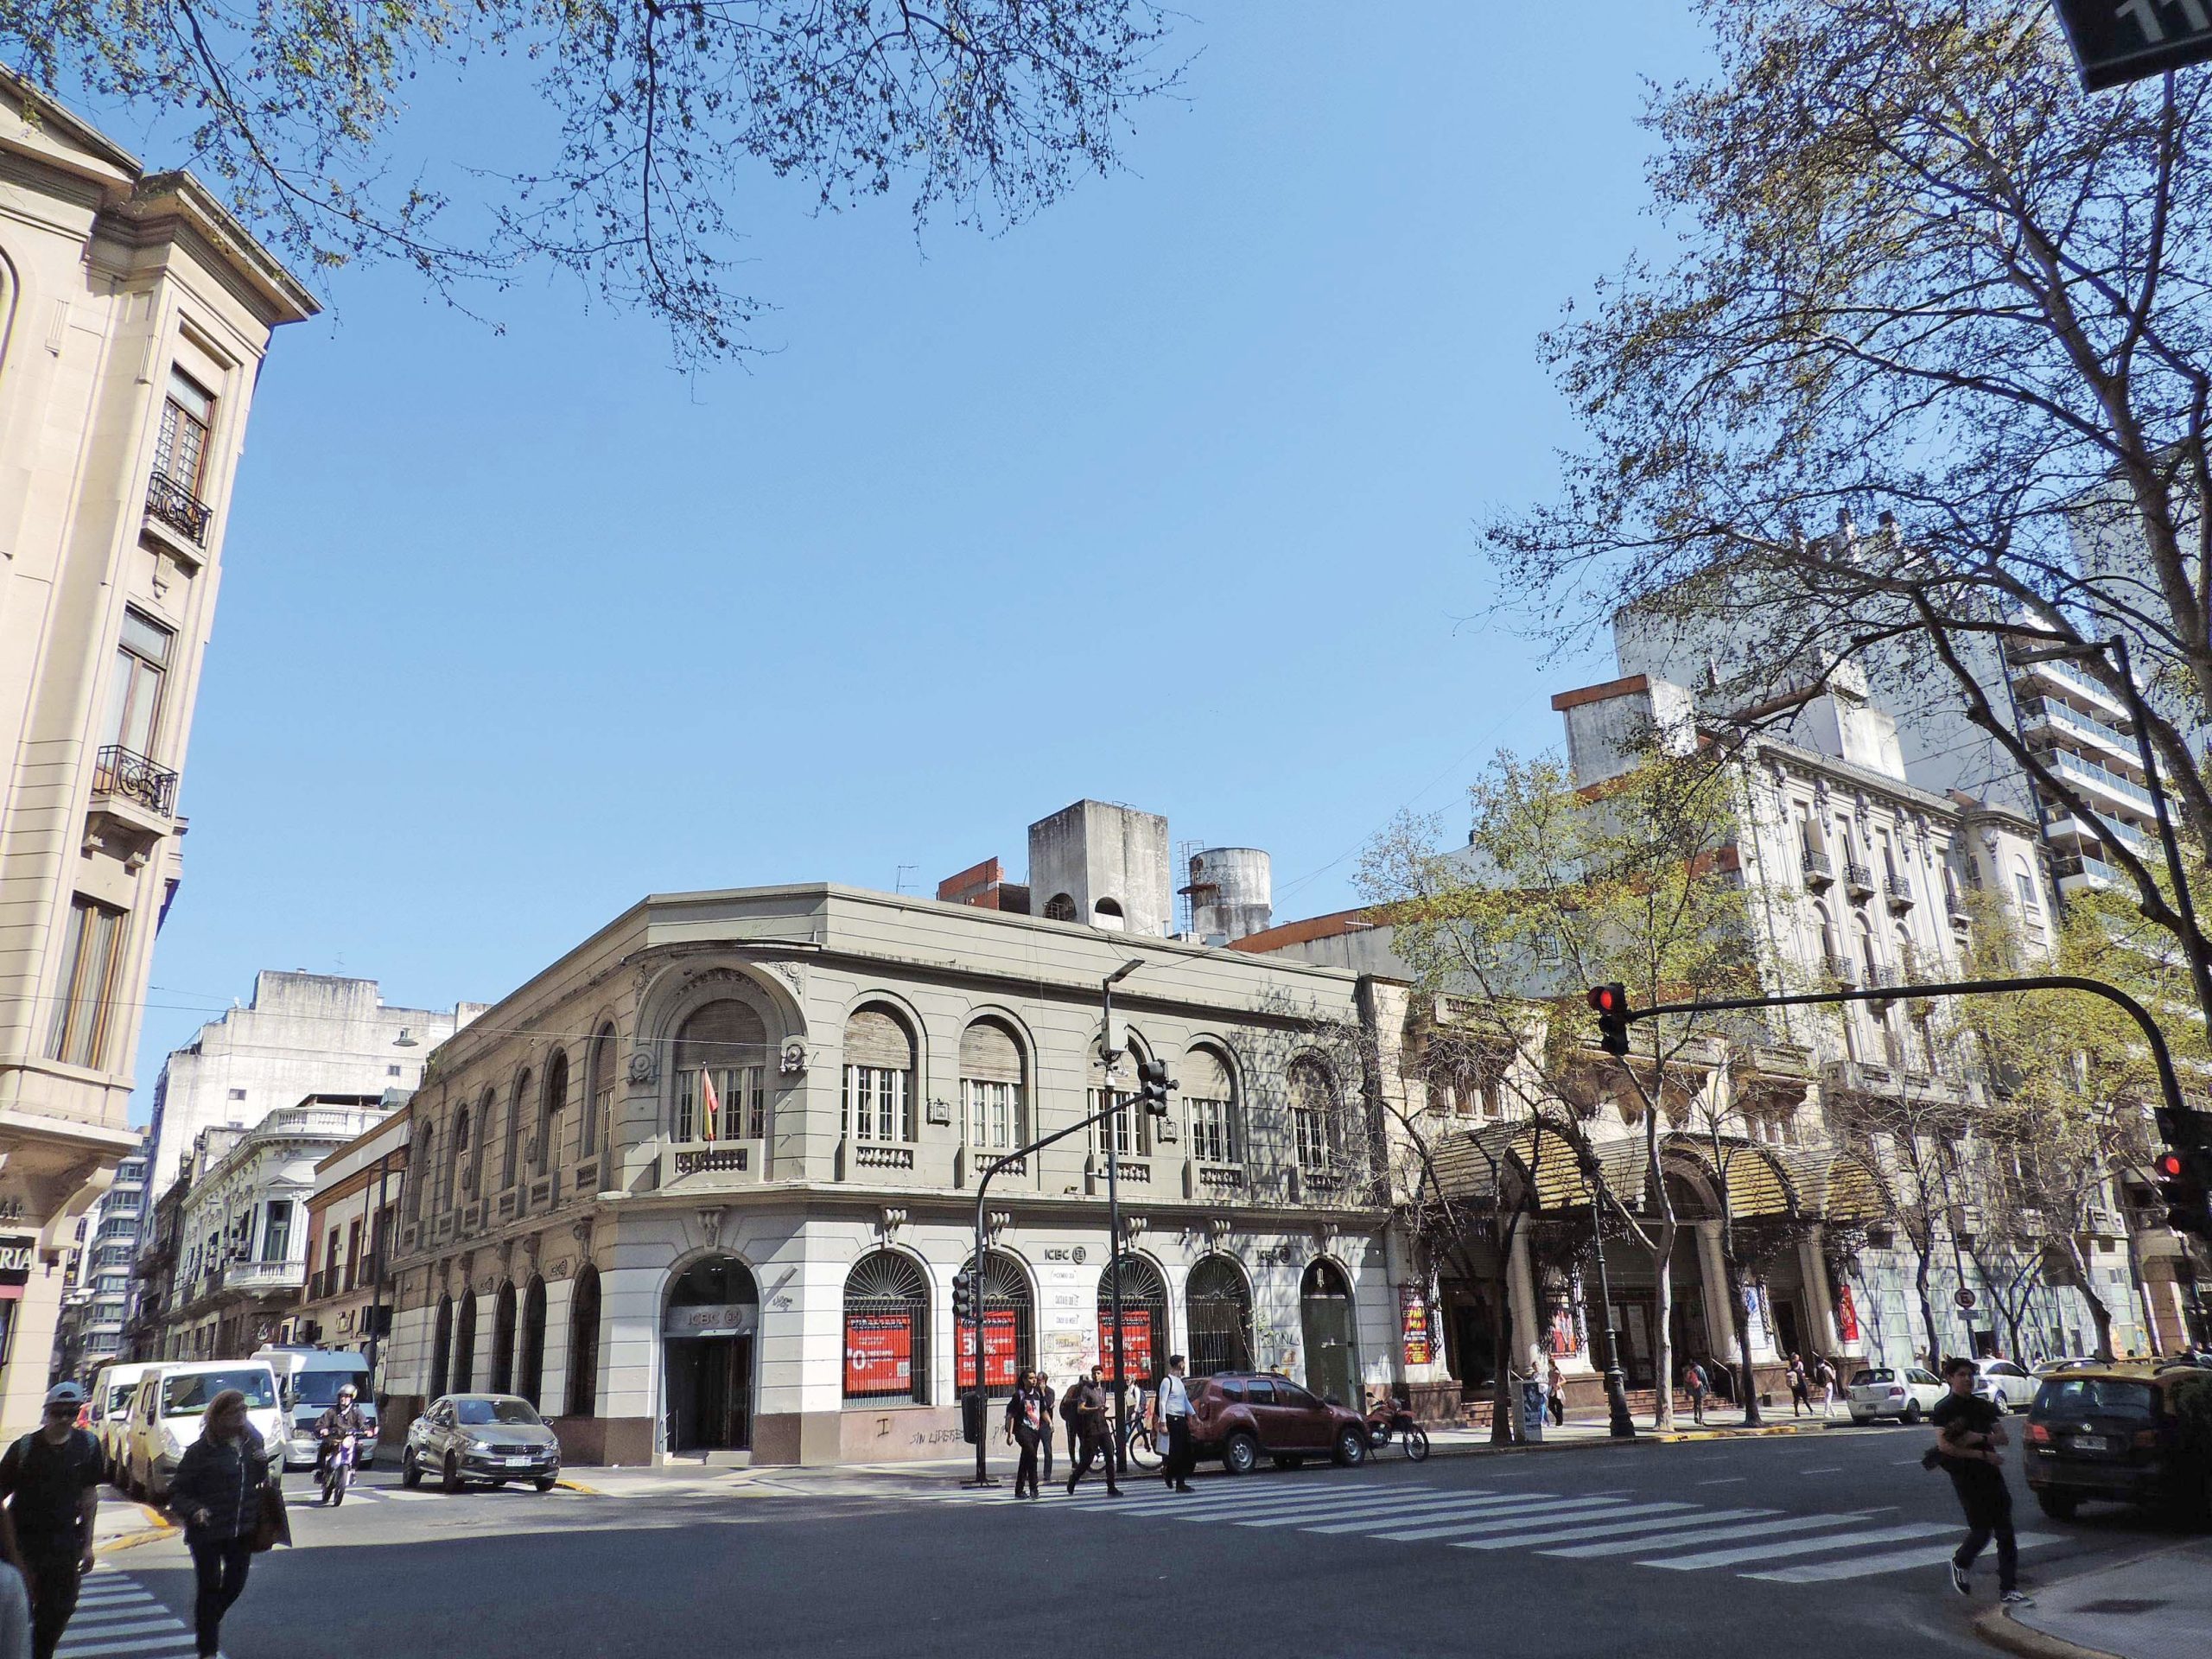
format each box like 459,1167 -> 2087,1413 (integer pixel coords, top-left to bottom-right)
1847,1364 -> 1946,1423
1969,1358 -> 2039,1412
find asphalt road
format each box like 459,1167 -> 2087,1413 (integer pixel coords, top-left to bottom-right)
78,1422 -> 2196,1659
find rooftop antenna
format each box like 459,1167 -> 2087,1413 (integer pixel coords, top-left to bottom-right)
894,864 -> 918,895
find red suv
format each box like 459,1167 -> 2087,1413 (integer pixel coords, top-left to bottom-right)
1190,1371 -> 1370,1474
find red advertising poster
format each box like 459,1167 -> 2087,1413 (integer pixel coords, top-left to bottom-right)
1834,1283 -> 1860,1344
1547,1304 -> 1581,1357
844,1313 -> 912,1396
956,1310 -> 1020,1390
1096,1314 -> 1155,1381
1400,1285 -> 1433,1366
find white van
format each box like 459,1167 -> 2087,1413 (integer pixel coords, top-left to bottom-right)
254,1346 -> 378,1468
86,1361 -> 156,1480
119,1359 -> 285,1503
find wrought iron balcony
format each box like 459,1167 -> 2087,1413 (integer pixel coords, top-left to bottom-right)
1801,848 -> 1834,886
1822,954 -> 1859,986
144,470 -> 212,545
92,745 -> 179,817
1885,874 -> 1914,910
1843,860 -> 1876,897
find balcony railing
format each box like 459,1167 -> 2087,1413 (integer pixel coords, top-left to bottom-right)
144,469 -> 213,544
2043,747 -> 2155,810
1885,874 -> 1914,910
1822,954 -> 1859,986
92,745 -> 178,816
1801,848 -> 1834,885
2055,853 -> 2123,889
1843,860 -> 1876,896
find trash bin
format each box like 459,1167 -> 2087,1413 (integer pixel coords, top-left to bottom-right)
1519,1379 -> 1547,1444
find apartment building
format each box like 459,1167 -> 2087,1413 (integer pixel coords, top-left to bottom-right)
50,1132 -> 148,1379
0,74 -> 316,1431
296,1112 -> 409,1375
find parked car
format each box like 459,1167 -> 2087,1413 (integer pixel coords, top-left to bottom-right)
2032,1357 -> 2105,1378
1186,1371 -> 1369,1475
2024,1363 -> 2212,1522
1847,1364 -> 1946,1424
86,1361 -> 154,1483
119,1360 -> 286,1503
1968,1358 -> 2039,1413
403,1395 -> 562,1492
255,1346 -> 378,1470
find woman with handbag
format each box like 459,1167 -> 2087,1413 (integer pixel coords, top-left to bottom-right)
168,1389 -> 276,1658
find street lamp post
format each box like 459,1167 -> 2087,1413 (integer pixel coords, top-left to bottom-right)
1101,957 -> 1144,1474
1578,1154 -> 1637,1440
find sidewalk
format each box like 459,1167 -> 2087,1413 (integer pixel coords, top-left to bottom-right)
92,1485 -> 173,1554
1979,1537 -> 2212,1659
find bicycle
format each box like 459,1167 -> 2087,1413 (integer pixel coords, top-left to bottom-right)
1120,1407 -> 1163,1472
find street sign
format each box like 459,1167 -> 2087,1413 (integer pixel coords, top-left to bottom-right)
1955,1288 -> 1977,1311
2053,1 -> 2212,92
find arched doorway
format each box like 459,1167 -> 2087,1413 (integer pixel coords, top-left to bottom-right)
429,1295 -> 454,1399
1097,1255 -> 1167,1383
453,1291 -> 478,1392
664,1255 -> 759,1452
518,1277 -> 548,1408
568,1266 -> 601,1417
491,1281 -> 518,1394
1185,1256 -> 1254,1376
1300,1259 -> 1358,1406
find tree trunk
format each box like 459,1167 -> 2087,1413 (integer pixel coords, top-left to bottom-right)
1729,1258 -> 1762,1427
2069,1242 -> 2116,1362
1652,1224 -> 1677,1431
1489,1255 -> 1516,1446
1913,1241 -> 1942,1371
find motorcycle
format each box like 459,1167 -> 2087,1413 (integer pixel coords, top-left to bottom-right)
319,1433 -> 356,1507
1363,1400 -> 1431,1462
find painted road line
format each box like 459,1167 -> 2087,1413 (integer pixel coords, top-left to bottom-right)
1798,1466 -> 1842,1474
1697,1477 -> 1747,1485
1645,1521 -> 1955,1571
56,1618 -> 187,1641
54,1636 -> 195,1658
1465,1507 -> 1776,1550
1544,1512 -> 1870,1559
1450,1503 -> 1700,1549
1303,1494 -> 1573,1535
1745,1535 -> 2058,1584
1069,1483 -> 1434,1516
71,1603 -> 171,1623
1369,1497 -> 1632,1543
1145,1486 -> 1440,1521
1235,1494 -> 1471,1529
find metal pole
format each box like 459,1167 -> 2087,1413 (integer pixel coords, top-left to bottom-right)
967,1187 -> 993,1489
1580,1163 -> 1636,1440
1103,976 -> 1128,1478
2104,635 -> 2212,1033
365,1151 -> 393,1389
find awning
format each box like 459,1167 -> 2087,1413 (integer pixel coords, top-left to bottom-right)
1423,1122 -> 1647,1213
1660,1134 -> 1797,1220
1777,1147 -> 1892,1224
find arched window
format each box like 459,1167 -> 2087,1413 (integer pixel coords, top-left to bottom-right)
842,1006 -> 915,1144
842,1251 -> 929,1404
1854,917 -> 1879,985
567,1266 -> 601,1418
677,1000 -> 766,1144
1290,1058 -> 1339,1171
453,1291 -> 478,1392
491,1281 -> 518,1393
583,1024 -> 615,1160
1097,1255 -> 1168,1382
955,1249 -> 1034,1400
517,1277 -> 548,1408
1042,893 -> 1077,922
1091,897 -> 1125,931
959,1019 -> 1026,1154
537,1052 -> 569,1176
1185,1256 -> 1254,1377
450,1108 -> 473,1206
1183,1046 -> 1239,1164
2012,856 -> 2040,912
1815,904 -> 1840,972
429,1294 -> 454,1399
501,1071 -> 531,1187
472,1087 -> 495,1191
1090,1036 -> 1148,1158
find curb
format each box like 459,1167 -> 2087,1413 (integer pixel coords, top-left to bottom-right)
1420,1419 -> 1845,1459
555,1478 -> 603,1495
1974,1606 -> 2126,1659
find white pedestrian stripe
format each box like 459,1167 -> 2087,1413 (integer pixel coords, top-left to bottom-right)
54,1568 -> 198,1659
938,1471 -> 2079,1592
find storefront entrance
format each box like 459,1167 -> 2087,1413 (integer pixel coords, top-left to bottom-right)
1300,1260 -> 1359,1408
664,1256 -> 759,1453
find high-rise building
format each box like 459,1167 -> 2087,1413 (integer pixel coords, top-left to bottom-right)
51,1133 -> 149,1380
0,73 -> 316,1432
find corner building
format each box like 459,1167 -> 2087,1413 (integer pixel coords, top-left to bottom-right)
385,871 -> 1395,1465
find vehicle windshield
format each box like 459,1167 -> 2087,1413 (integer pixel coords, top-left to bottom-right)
294,1370 -> 372,1408
104,1383 -> 137,1414
2033,1378 -> 2156,1421
454,1398 -> 541,1427
162,1370 -> 277,1415
1851,1370 -> 1890,1386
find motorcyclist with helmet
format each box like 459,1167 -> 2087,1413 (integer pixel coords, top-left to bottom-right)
314,1384 -> 371,1492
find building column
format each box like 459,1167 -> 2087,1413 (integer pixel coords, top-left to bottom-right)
1799,1235 -> 1842,1355
597,1260 -> 664,1463
0,1267 -> 69,1437
1694,1221 -> 1732,1363
540,1275 -> 575,1416
1508,1229 -> 1541,1377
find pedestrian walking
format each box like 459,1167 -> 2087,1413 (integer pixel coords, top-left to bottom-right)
1059,1377 -> 1083,1473
168,1389 -> 274,1658
1682,1360 -> 1710,1427
1063,1366 -> 1122,1497
1546,1359 -> 1567,1427
1815,1357 -> 1838,1418
1786,1353 -> 1812,1418
1003,1370 -> 1046,1499
0,1383 -> 101,1659
1155,1355 -> 1196,1494
1035,1373 -> 1058,1484
1929,1356 -> 2029,1605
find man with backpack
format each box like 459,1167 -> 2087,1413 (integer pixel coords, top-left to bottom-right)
1930,1356 -> 2030,1605
0,1384 -> 102,1659
1682,1359 -> 1710,1427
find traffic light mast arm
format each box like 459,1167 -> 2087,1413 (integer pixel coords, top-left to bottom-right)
1618,973 -> 2188,1128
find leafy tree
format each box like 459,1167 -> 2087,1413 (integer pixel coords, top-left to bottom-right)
4,2 -> 1181,365
1491,0 -> 2212,996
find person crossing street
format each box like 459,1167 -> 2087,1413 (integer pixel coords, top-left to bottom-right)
0,1384 -> 100,1659
1930,1356 -> 2029,1606
1155,1355 -> 1196,1494
1063,1367 -> 1122,1497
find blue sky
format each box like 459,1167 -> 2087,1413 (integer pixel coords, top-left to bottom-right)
124,3 -> 1713,1116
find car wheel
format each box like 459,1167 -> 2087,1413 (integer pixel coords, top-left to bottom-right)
1332,1427 -> 1366,1468
2035,1490 -> 2079,1521
1222,1433 -> 1259,1476
1903,1402 -> 1923,1425
400,1450 -> 422,1490
1989,1398 -> 2007,1416
442,1453 -> 462,1495
534,1477 -> 557,1493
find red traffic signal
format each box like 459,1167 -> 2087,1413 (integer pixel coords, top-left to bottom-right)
1586,983 -> 1630,1057
2154,1141 -> 2212,1241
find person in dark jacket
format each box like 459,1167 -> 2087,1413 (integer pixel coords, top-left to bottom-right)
1063,1367 -> 1122,1497
1034,1375 -> 1058,1484
168,1390 -> 271,1658
0,1384 -> 100,1659
1002,1372 -> 1046,1499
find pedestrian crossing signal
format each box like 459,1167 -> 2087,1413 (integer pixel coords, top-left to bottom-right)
1586,983 -> 1630,1058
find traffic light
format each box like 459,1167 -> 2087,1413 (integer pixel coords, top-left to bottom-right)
2153,1108 -> 2212,1239
952,1266 -> 978,1326
1137,1053 -> 1175,1117
1587,983 -> 1630,1058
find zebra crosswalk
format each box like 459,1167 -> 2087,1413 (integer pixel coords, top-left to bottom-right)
54,1566 -> 215,1659
935,1478 -> 2059,1588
